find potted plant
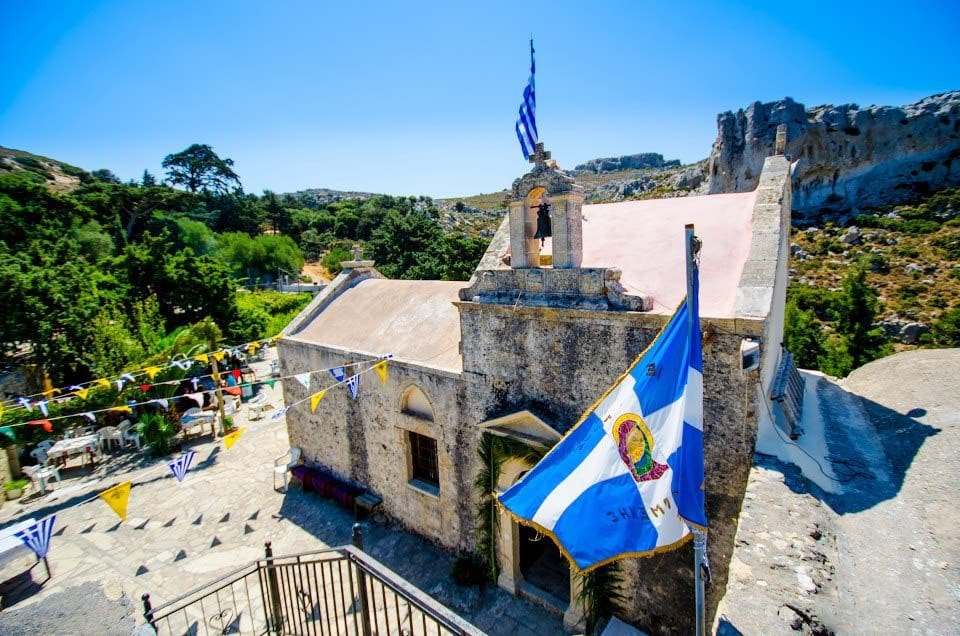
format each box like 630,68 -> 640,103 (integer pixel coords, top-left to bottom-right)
5,478 -> 28,500
222,415 -> 236,434
138,412 -> 177,456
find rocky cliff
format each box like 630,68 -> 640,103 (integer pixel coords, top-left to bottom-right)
706,91 -> 960,222
574,152 -> 680,173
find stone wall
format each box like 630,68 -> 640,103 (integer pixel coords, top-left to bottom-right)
278,338 -> 476,551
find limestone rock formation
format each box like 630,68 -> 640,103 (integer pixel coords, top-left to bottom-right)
574,152 -> 680,173
706,91 -> 960,221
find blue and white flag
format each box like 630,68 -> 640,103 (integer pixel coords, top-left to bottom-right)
499,270 -> 706,572
271,406 -> 291,420
16,515 -> 56,560
168,450 -> 197,483
329,366 -> 346,383
515,39 -> 538,160
346,373 -> 360,401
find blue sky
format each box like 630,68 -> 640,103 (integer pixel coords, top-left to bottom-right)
2,1 -> 957,197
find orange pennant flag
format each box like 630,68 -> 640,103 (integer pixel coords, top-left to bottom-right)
310,390 -> 327,413
100,481 -> 132,521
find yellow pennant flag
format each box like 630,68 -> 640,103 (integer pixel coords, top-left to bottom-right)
247,343 -> 259,354
374,360 -> 389,385
110,406 -> 132,414
0,402 -> 4,419
223,428 -> 245,450
74,387 -> 90,400
212,351 -> 226,362
144,366 -> 162,380
100,481 -> 132,521
95,379 -> 112,390
195,353 -> 209,364
310,389 -> 327,413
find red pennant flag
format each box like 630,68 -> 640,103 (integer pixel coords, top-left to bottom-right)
231,369 -> 241,381
29,420 -> 53,433
139,384 -> 152,392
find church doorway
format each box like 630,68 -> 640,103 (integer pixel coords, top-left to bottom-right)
518,524 -> 570,604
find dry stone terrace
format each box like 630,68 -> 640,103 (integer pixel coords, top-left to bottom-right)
0,349 -> 561,635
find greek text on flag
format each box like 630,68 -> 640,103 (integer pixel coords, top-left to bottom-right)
498,270 -> 706,572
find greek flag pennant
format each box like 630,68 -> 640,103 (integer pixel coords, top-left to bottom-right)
346,373 -> 360,401
16,515 -> 56,560
271,406 -> 291,420
36,400 -> 49,417
498,268 -> 706,572
168,450 -> 197,483
294,373 -> 311,389
329,367 -> 346,383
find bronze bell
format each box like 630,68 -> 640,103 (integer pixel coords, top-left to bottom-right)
533,202 -> 552,245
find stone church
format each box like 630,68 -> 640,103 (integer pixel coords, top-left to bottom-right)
278,141 -> 793,633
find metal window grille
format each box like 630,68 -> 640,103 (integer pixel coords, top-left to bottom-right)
409,431 -> 439,487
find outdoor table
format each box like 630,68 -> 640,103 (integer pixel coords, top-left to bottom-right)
47,434 -> 99,469
180,412 -> 215,438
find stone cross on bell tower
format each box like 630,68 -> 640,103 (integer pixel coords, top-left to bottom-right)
507,143 -> 584,269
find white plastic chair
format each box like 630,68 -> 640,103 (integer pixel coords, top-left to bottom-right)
248,392 -> 276,421
119,420 -> 142,451
273,447 -> 303,492
29,448 -> 50,465
22,464 -> 61,494
98,426 -> 122,452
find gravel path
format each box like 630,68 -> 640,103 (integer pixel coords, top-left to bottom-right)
0,580 -> 135,636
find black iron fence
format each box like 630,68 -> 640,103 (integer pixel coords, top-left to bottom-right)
143,525 -> 483,636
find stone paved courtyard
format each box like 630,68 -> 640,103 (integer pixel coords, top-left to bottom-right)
0,351 -> 562,635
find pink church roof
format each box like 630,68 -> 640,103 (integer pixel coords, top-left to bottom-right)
579,191 -> 757,317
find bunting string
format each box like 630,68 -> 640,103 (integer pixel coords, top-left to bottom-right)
0,357 -> 388,430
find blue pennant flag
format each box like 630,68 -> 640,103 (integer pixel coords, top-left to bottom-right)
498,267 -> 706,572
346,373 -> 360,401
515,39 -> 538,160
168,450 -> 197,483
272,406 -> 291,420
329,366 -> 346,383
16,515 -> 56,560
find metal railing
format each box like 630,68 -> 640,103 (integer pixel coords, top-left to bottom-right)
143,525 -> 483,636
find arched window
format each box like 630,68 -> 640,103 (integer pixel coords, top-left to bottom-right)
401,385 -> 434,421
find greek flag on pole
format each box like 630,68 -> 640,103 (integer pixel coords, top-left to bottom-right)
499,270 -> 706,572
16,515 -> 56,560
515,39 -> 538,160
168,450 -> 197,483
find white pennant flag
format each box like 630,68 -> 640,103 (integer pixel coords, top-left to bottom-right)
168,450 -> 197,483
271,406 -> 291,420
16,515 -> 56,560
122,373 -> 136,383
116,379 -> 125,391
36,400 -> 49,417
346,373 -> 360,400
191,377 -> 200,391
170,359 -> 192,371
153,399 -> 169,410
294,373 -> 311,389
82,412 -> 96,421
185,393 -> 204,408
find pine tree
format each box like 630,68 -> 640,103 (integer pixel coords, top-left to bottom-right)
141,169 -> 157,187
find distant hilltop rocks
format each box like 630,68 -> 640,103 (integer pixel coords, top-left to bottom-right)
573,152 -> 680,174
706,91 -> 960,221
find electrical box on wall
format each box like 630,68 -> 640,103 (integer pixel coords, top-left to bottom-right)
740,339 -> 760,372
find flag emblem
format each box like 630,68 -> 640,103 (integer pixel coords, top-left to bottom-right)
612,414 -> 669,482
168,450 -> 197,482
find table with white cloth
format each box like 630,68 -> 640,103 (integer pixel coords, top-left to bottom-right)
47,434 -> 99,468
180,412 -> 215,439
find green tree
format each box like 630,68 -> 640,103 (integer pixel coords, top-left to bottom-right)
91,168 -> 121,184
930,307 -> 960,346
263,190 -> 294,235
141,169 -> 157,187
784,300 -> 826,370
835,267 -> 889,369
162,144 -> 240,194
